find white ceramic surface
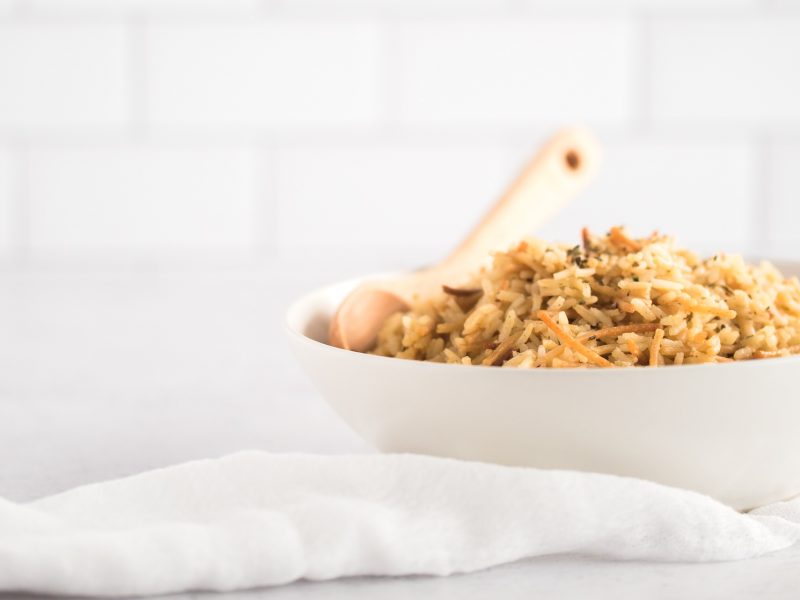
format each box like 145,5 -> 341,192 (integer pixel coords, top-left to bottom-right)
286,264 -> 800,510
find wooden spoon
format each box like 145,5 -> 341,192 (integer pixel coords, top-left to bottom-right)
329,128 -> 601,352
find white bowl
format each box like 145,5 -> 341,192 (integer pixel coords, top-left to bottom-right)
286,263 -> 800,510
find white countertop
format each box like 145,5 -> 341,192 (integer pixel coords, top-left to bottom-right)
1,266 -> 799,600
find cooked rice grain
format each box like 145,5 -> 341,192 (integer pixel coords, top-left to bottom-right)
371,228 -> 800,368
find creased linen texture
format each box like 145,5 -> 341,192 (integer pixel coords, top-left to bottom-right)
1,451 -> 799,597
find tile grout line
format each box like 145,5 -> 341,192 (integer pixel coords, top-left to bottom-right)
5,125 -> 798,151
0,4 -> 790,25
377,17 -> 401,141
253,145 -> 279,259
10,141 -> 31,265
753,136 -> 772,254
127,11 -> 148,143
631,11 -> 652,136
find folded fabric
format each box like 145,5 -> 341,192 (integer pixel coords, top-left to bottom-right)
1,451 -> 799,597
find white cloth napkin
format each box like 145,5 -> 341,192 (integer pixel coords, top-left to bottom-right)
2,451 -> 800,597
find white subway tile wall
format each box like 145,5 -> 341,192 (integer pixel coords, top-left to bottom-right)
28,146 -> 257,252
536,139 -> 757,251
147,22 -> 383,131
27,0 -> 260,13
395,20 -> 635,126
274,145 -> 516,257
0,23 -> 129,131
283,0 -> 513,17
0,0 -> 798,269
651,18 -> 800,127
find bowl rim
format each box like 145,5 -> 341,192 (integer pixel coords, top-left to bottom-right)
285,264 -> 800,376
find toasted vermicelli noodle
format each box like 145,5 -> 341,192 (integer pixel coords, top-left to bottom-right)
371,228 -> 800,368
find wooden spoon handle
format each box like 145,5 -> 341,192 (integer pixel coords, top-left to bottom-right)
434,128 -> 600,286
330,128 -> 601,351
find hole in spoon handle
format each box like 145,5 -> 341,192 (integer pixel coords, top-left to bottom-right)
565,149 -> 580,171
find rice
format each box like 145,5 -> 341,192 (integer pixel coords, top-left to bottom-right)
371,227 -> 800,368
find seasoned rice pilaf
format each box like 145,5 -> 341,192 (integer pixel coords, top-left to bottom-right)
372,228 -> 800,367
